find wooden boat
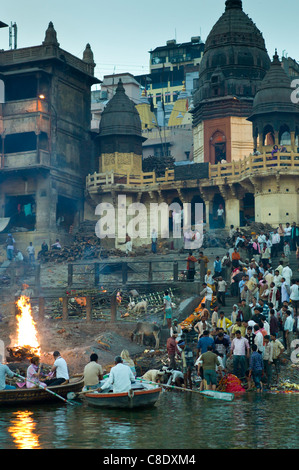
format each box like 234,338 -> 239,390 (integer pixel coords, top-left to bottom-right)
84,381 -> 162,409
0,376 -> 84,406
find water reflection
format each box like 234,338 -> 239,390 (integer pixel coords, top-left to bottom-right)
1,393 -> 299,449
8,410 -> 40,449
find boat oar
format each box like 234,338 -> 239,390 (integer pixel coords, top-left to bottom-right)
136,378 -> 234,401
14,372 -> 75,406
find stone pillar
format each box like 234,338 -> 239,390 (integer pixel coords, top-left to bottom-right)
35,176 -> 53,233
225,198 -> 240,229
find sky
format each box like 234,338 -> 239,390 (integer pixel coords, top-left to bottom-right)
1,0 -> 299,86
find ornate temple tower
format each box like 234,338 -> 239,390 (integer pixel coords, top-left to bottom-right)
192,0 -> 271,163
98,79 -> 145,175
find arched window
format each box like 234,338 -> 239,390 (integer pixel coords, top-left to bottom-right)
263,124 -> 275,146
279,124 -> 291,145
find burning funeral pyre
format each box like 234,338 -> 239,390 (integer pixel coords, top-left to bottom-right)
6,295 -> 41,363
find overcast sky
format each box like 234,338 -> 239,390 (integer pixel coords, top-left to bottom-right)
1,0 -> 299,84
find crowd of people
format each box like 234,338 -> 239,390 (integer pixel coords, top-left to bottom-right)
166,222 -> 299,392
4,234 -> 62,265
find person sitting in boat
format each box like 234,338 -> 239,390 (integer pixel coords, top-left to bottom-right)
97,356 -> 135,394
142,369 -> 165,384
120,350 -> 136,376
0,363 -> 16,390
26,356 -> 47,389
44,351 -> 69,387
83,353 -> 103,391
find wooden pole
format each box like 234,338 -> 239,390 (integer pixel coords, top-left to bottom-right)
86,296 -> 92,322
62,296 -> 68,321
39,296 -> 45,321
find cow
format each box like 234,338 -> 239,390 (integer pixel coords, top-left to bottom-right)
131,322 -> 160,349
128,300 -> 148,316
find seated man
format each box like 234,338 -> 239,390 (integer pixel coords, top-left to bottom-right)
83,353 -> 103,390
98,356 -> 135,394
44,351 -> 69,387
0,363 -> 16,390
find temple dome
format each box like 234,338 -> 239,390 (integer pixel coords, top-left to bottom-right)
194,0 -> 271,109
249,51 -> 299,117
99,79 -> 142,137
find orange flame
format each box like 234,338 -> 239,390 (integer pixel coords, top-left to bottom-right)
15,296 -> 41,356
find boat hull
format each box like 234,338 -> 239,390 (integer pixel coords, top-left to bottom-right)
0,377 -> 84,406
85,387 -> 162,409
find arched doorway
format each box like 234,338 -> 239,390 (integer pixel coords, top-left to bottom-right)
240,193 -> 255,226
210,130 -> 227,164
211,194 -> 225,229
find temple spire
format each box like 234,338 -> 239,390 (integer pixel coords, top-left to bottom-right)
225,0 -> 243,10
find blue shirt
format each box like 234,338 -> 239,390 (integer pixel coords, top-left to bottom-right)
250,351 -> 264,372
214,260 -> 222,272
0,364 -> 14,390
197,336 -> 215,354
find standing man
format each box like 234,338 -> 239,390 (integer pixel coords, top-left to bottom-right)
270,334 -> 285,383
26,242 -> 35,265
216,311 -> 232,333
230,330 -> 250,379
178,340 -> 194,389
151,229 -> 158,254
214,256 -> 222,278
263,335 -> 273,389
166,333 -> 180,370
6,233 -> 15,261
163,290 -> 173,329
200,283 -> 213,313
271,229 -> 280,258
200,345 -> 222,391
186,251 -> 197,282
284,311 -> 294,355
217,276 -> 227,306
249,344 -> 264,392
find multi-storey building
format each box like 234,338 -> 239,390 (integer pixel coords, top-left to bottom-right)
0,22 -> 99,251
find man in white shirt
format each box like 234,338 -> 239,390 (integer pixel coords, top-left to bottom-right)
281,264 -> 292,285
290,280 -> 299,316
230,331 -> 250,378
271,229 -> 280,258
200,283 -> 213,313
284,312 -> 294,355
253,325 -> 264,354
281,278 -> 291,303
44,351 -> 69,386
98,356 -> 135,394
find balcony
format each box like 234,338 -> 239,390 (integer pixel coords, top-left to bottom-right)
1,150 -> 51,170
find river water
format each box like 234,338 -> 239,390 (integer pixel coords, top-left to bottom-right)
0,391 -> 298,450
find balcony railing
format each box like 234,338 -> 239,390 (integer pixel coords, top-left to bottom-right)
86,169 -> 175,192
209,152 -> 299,179
86,151 -> 299,193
